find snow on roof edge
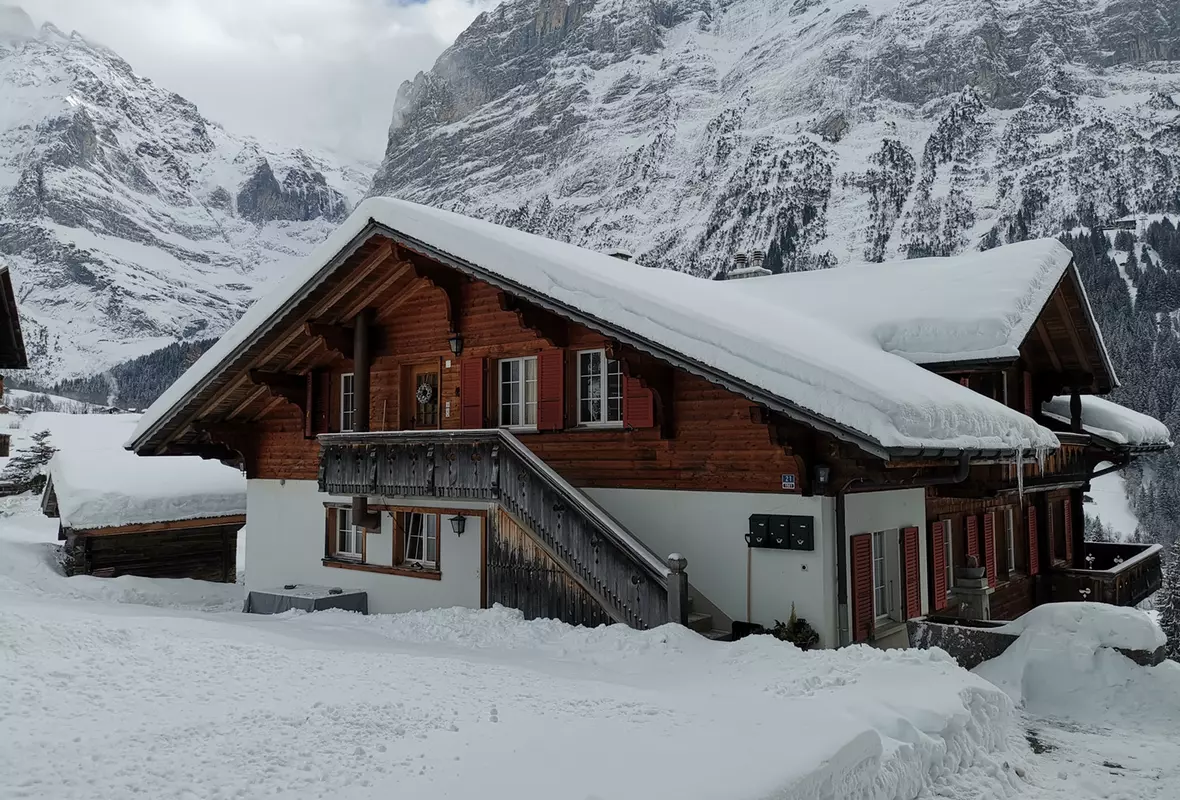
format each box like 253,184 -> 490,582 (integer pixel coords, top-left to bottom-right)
1042,395 -> 1172,449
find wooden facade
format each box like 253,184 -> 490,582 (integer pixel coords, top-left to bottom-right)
61,515 -> 243,582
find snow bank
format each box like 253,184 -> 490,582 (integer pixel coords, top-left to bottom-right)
48,447 -> 245,530
132,198 -> 1059,455
1042,394 -> 1172,448
976,603 -> 1180,724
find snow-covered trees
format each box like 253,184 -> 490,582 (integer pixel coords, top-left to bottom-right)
1159,541 -> 1180,662
1,429 -> 56,493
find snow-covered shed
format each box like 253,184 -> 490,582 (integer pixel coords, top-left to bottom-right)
43,445 -> 245,582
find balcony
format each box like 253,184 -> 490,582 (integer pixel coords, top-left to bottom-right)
999,434 -> 1089,488
1048,541 -> 1163,607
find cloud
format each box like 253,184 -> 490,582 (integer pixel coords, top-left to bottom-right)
18,0 -> 498,163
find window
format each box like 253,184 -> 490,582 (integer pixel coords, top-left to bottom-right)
943,519 -> 954,596
872,530 -> 888,619
335,507 -> 362,559
340,373 -> 355,432
1051,500 -> 1067,561
1005,506 -> 1018,576
499,357 -> 537,428
401,511 -> 439,568
577,350 -> 624,425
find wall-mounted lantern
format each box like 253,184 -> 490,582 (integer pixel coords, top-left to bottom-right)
449,514 -> 467,537
448,332 -> 464,356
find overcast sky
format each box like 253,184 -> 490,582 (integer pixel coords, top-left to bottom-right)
20,0 -> 499,164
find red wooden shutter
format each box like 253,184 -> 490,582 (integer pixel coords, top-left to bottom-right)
930,521 -> 948,612
1063,496 -> 1074,565
959,376 -> 970,388
966,514 -> 980,560
902,526 -> 921,620
1027,506 -> 1040,576
983,512 -> 998,588
1023,371 -> 1034,416
460,358 -> 485,429
623,376 -> 654,429
850,533 -> 874,643
537,350 -> 565,431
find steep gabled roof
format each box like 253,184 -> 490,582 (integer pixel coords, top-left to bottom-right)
128,199 -> 1059,459
721,240 -> 1117,386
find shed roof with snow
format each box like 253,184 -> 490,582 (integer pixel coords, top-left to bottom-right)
128,199 -> 1075,459
43,447 -> 246,531
1042,396 -> 1173,452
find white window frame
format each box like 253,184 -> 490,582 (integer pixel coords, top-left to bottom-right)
336,507 -> 362,560
498,356 -> 538,430
340,373 -> 355,432
943,519 -> 954,596
402,511 -> 439,569
871,530 -> 889,621
1006,507 -> 1017,575
576,349 -> 624,427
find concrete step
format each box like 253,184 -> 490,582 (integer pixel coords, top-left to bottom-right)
687,611 -> 713,633
701,629 -> 732,642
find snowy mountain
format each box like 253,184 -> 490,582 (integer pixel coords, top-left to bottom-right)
0,7 -> 369,382
371,0 -> 1180,273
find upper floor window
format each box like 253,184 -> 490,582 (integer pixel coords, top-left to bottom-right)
499,357 -> 537,428
577,349 -> 623,425
341,373 -> 355,432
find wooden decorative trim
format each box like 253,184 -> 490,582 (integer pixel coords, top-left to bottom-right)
74,514 -> 247,538
413,260 -> 467,335
322,559 -> 442,580
498,292 -> 569,347
305,321 -> 354,361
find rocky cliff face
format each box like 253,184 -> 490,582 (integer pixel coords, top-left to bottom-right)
0,13 -> 367,381
371,0 -> 1180,274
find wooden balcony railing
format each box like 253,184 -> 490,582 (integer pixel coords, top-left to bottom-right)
1001,435 -> 1089,486
1048,541 -> 1163,607
317,429 -> 683,630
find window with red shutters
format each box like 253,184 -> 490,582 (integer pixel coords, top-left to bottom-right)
966,514 -> 980,561
1063,495 -> 1074,565
930,521 -> 948,611
902,527 -> 921,619
536,350 -> 565,431
982,512 -> 998,588
460,358 -> 485,429
1027,505 -> 1040,576
623,376 -> 654,429
850,533 -> 874,643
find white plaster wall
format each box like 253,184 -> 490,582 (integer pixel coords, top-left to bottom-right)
246,479 -> 485,615
842,488 -> 929,644
584,488 -> 838,647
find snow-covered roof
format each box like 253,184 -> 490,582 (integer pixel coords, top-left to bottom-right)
720,240 -> 1110,371
1042,396 -> 1172,450
47,447 -> 246,530
130,198 -> 1061,458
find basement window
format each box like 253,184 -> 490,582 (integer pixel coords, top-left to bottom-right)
340,373 -> 355,432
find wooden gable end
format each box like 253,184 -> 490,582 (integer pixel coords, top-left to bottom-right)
1018,268 -> 1115,395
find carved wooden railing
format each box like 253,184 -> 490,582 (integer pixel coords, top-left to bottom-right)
317,429 -> 683,630
1002,435 -> 1089,485
1048,542 -> 1163,607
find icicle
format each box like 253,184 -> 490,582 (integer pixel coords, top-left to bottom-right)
1015,448 -> 1025,498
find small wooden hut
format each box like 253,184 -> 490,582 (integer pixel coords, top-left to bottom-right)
42,447 -> 245,581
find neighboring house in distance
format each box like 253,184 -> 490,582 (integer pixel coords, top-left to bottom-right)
0,265 -> 28,457
42,446 -> 245,581
126,198 -> 1170,648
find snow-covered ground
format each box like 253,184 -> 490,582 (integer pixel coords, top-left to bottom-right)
1,415 -> 1177,800
1085,467 -> 1142,541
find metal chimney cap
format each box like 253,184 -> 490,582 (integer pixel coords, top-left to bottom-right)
734,252 -> 748,266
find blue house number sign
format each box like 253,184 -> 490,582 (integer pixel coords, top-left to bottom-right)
781,474 -> 796,491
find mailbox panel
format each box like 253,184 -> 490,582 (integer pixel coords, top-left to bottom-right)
769,515 -> 791,549
747,514 -> 770,548
788,516 -> 815,551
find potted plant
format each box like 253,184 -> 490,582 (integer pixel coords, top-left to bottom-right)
771,604 -> 820,650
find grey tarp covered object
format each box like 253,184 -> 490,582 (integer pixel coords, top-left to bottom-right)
243,584 -> 368,614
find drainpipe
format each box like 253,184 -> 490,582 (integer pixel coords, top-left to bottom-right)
351,308 -> 380,530
836,452 -> 971,647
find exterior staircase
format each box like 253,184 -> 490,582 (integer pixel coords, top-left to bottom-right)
318,428 -> 731,634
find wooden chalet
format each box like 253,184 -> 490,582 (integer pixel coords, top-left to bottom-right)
126,199 -> 1170,647
0,265 -> 28,456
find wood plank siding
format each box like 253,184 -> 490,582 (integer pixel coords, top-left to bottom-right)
63,520 -> 240,582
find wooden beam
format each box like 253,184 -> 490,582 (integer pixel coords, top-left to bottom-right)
413,259 -> 467,334
1035,319 -> 1063,372
338,260 -> 413,322
75,515 -> 247,538
500,292 -> 569,347
304,321 -> 353,360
